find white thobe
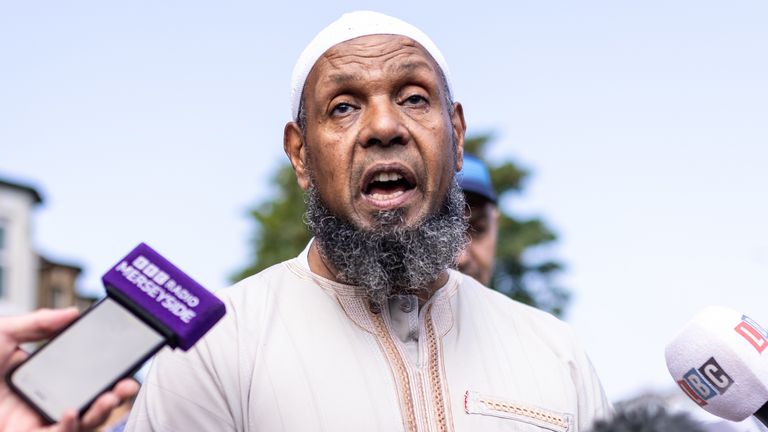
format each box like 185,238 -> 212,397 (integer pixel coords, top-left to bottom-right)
126,257 -> 611,431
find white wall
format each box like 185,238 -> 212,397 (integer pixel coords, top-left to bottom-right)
0,186 -> 39,315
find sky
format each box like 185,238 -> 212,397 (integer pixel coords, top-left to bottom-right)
2,0 -> 767,407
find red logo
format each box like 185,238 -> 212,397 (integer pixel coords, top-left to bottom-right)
677,380 -> 707,406
735,321 -> 767,354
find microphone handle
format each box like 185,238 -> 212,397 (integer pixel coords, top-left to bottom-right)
756,400 -> 768,427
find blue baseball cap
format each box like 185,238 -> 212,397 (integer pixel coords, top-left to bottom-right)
457,154 -> 497,204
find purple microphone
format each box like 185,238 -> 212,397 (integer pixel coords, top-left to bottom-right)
102,242 -> 225,351
7,243 -> 226,423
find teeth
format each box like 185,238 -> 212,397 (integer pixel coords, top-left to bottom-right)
370,190 -> 404,201
373,172 -> 403,182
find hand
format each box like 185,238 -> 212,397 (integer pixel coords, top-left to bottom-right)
0,308 -> 140,432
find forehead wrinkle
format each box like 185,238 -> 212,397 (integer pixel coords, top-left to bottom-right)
319,36 -> 430,77
318,55 -> 437,91
326,35 -> 419,60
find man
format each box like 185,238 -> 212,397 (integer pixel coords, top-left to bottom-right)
0,308 -> 139,432
127,11 -> 611,431
456,154 -> 499,286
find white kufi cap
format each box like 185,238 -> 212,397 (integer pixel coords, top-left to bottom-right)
289,10 -> 453,120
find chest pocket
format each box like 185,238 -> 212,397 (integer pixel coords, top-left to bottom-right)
464,391 -> 574,432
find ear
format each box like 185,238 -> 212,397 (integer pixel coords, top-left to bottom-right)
284,122 -> 311,190
451,102 -> 467,172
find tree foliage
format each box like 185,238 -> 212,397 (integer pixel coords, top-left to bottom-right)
234,164 -> 310,282
235,134 -> 570,316
464,135 -> 569,317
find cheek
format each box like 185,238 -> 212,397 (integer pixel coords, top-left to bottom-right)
313,165 -> 349,201
418,148 -> 456,196
477,236 -> 496,266
307,159 -> 359,218
308,135 -> 350,184
468,223 -> 496,262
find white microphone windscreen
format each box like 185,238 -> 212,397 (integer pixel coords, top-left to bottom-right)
665,306 -> 768,421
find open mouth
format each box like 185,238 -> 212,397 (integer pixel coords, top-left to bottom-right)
362,167 -> 416,202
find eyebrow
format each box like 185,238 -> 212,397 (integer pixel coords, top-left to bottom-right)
326,73 -> 363,85
391,60 -> 435,74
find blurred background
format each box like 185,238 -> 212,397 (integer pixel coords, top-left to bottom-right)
2,1 -> 767,429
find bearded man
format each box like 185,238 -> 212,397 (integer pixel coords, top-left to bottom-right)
127,11 -> 611,431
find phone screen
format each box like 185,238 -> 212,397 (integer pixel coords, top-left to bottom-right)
9,297 -> 165,422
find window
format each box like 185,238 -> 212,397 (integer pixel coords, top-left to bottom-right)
0,265 -> 4,298
50,285 -> 66,308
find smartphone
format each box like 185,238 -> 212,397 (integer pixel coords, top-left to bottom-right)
7,297 -> 166,423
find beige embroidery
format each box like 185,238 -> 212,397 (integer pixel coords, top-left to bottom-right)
482,398 -> 568,429
425,305 -> 449,432
415,370 -> 429,432
371,313 -> 418,432
464,390 -> 572,432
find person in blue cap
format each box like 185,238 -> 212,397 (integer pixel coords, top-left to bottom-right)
457,154 -> 499,286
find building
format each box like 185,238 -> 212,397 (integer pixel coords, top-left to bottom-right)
0,177 -> 92,315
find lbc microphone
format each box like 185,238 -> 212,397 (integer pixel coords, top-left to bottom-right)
6,243 -> 226,423
665,306 -> 768,426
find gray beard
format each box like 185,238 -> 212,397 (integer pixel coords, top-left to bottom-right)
304,180 -> 468,305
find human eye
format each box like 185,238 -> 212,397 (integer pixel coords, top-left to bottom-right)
402,94 -> 428,106
330,102 -> 355,117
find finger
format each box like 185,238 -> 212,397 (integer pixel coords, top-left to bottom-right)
0,308 -> 79,343
6,347 -> 30,368
112,378 -> 140,400
77,379 -> 138,430
79,391 -> 120,429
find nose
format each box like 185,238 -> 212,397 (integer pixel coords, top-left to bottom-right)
358,97 -> 409,148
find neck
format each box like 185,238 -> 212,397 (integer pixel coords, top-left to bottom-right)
307,240 -> 337,281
